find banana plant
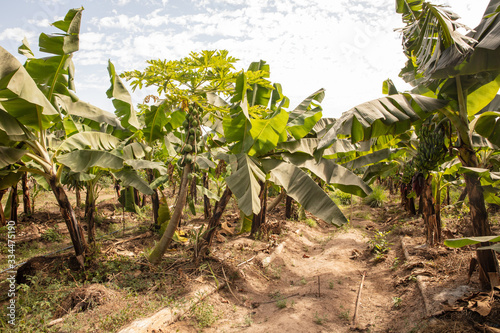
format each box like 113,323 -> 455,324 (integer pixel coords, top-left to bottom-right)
317,0 -> 500,288
0,9 -> 88,265
219,61 -> 372,242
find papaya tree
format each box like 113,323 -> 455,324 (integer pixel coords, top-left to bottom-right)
120,50 -> 240,264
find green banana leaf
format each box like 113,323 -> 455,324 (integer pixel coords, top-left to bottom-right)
124,160 -> 167,175
113,168 -> 153,195
444,235 -> 500,248
282,153 -> 372,197
223,108 -> 289,156
196,185 -> 221,201
56,132 -> 121,153
0,109 -> 31,142
470,111 -> 500,147
225,154 -> 265,216
39,8 -> 82,56
318,94 -> 448,148
0,47 -> 59,131
287,88 -> 324,140
107,60 -> 141,131
0,147 -> 27,169
262,159 -> 347,226
57,150 -> 124,172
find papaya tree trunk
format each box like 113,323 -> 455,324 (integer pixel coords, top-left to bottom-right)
202,172 -> 211,219
251,181 -> 267,237
48,175 -> 87,267
460,145 -> 500,289
0,189 -> 7,226
22,173 -> 31,217
149,163 -> 192,264
10,185 -> 18,223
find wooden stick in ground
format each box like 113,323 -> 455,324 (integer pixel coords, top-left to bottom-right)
352,271 -> 366,327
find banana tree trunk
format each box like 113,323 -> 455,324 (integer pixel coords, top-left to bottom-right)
48,175 -> 87,267
251,181 -> 267,237
149,163 -> 192,264
22,173 -> 31,217
422,175 -> 440,246
147,170 -> 160,226
400,183 -> 416,215
85,185 -> 97,245
268,189 -> 286,212
10,185 -> 18,223
460,146 -> 500,289
285,195 -> 294,219
202,172 -> 211,219
0,189 -> 7,226
75,186 -> 81,207
198,186 -> 232,254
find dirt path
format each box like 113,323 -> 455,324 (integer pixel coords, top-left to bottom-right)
161,209 -> 426,332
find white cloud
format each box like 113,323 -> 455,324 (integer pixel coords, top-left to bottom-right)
0,28 -> 35,41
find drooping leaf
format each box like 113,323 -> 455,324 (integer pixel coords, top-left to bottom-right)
262,159 -> 347,226
56,132 -> 121,153
0,109 -> 31,141
225,154 -> 265,216
57,150 -> 124,172
319,94 -> 448,148
0,147 -> 27,168
470,111 -> 500,146
196,185 -> 221,201
444,235 -> 500,248
55,94 -> 125,133
282,153 -> 372,197
124,159 -> 168,175
0,47 -> 59,131
113,168 -> 153,195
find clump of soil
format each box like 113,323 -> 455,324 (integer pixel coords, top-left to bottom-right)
15,254 -> 81,285
54,284 -> 119,318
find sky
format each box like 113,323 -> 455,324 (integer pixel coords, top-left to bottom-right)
0,0 -> 491,119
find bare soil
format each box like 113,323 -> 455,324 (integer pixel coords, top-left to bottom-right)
1,188 -> 499,332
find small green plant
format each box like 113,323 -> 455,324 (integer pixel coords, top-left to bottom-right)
391,257 -> 400,270
332,189 -> 352,206
338,305 -> 350,322
329,281 -> 335,289
243,315 -> 253,326
300,277 -> 307,285
41,227 -> 63,242
192,300 -> 219,329
368,230 -> 392,261
363,185 -> 386,207
314,312 -> 328,325
276,299 -> 287,309
392,296 -> 402,308
305,218 -> 317,228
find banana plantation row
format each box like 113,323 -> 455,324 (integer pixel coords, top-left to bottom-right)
1,1 -> 500,289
